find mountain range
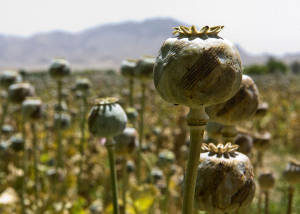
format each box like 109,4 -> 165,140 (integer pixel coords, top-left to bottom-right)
0,18 -> 299,70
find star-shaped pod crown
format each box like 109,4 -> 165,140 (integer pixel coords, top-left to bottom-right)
172,25 -> 224,37
201,143 -> 239,156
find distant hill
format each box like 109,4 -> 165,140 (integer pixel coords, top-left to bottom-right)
0,18 -> 299,70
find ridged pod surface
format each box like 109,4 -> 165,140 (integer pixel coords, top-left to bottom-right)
195,143 -> 255,213
206,75 -> 259,125
154,25 -> 242,108
88,97 -> 127,138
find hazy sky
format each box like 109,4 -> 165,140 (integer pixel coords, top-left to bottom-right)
1,0 -> 299,55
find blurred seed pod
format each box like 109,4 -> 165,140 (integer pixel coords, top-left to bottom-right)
8,82 -> 35,104
46,168 -> 66,182
282,160 -> 300,185
18,69 -> 27,80
75,78 -> 91,93
136,56 -> 155,81
126,160 -> 135,173
255,102 -> 269,119
206,122 -> 223,141
21,97 -> 43,121
150,168 -> 164,183
1,124 -> 14,136
0,141 -> 10,152
120,59 -> 138,78
48,59 -> 71,80
158,150 -> 175,166
154,25 -> 242,108
113,127 -> 138,156
234,134 -> 253,156
54,113 -> 71,130
258,171 -> 275,191
54,101 -> 68,112
253,132 -> 271,152
125,107 -> 138,123
0,70 -> 22,89
88,97 -> 127,138
9,134 -> 24,152
206,75 -> 259,125
195,143 -> 255,213
89,200 -> 103,214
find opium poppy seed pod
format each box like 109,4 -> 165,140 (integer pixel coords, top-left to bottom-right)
253,132 -> 271,152
75,78 -> 91,92
88,97 -> 127,138
0,70 -> 22,89
113,127 -> 138,156
21,97 -> 43,121
206,75 -> 259,125
283,160 -> 300,185
255,102 -> 269,119
1,124 -> 14,135
120,59 -> 137,78
125,107 -> 138,123
136,56 -> 155,82
234,133 -> 253,156
195,143 -> 255,213
48,59 -> 71,80
206,122 -> 224,141
8,82 -> 35,104
154,25 -> 242,108
54,113 -> 71,130
9,134 -> 25,152
158,150 -> 175,166
258,172 -> 275,191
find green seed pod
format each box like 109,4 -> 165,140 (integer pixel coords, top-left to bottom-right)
75,78 -> 91,92
234,134 -> 253,155
120,59 -> 137,78
136,56 -> 155,81
21,97 -> 43,121
258,172 -> 275,191
8,82 -> 35,104
48,59 -> 71,80
125,107 -> 138,123
88,97 -> 127,138
54,113 -> 71,130
282,160 -> 300,185
154,25 -> 242,108
206,75 -> 259,125
195,143 -> 255,213
0,70 -> 22,89
255,102 -> 269,118
9,134 -> 24,152
113,127 -> 138,156
253,132 -> 271,152
158,150 -> 175,166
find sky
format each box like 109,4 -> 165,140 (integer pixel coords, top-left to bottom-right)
0,0 -> 299,55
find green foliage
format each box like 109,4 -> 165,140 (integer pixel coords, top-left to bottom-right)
266,57 -> 289,74
244,58 -> 289,75
291,61 -> 300,74
244,64 -> 268,75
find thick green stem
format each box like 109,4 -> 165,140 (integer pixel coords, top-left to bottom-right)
287,186 -> 294,214
106,139 -> 120,214
78,96 -> 87,190
121,160 -> 128,214
0,98 -> 9,140
182,107 -> 208,214
264,191 -> 269,214
31,123 -> 39,201
129,78 -> 134,107
56,80 -> 63,168
136,82 -> 146,184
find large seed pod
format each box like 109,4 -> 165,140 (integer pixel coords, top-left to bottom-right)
154,25 -> 242,108
48,59 -> 71,80
75,78 -> 91,92
88,97 -> 127,138
234,133 -> 253,156
195,143 -> 255,213
282,160 -> 300,185
21,97 -> 43,121
206,75 -> 259,125
258,172 -> 275,191
8,83 -> 35,104
136,56 -> 155,81
0,70 -> 21,89
113,127 -> 138,156
120,59 -> 137,78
